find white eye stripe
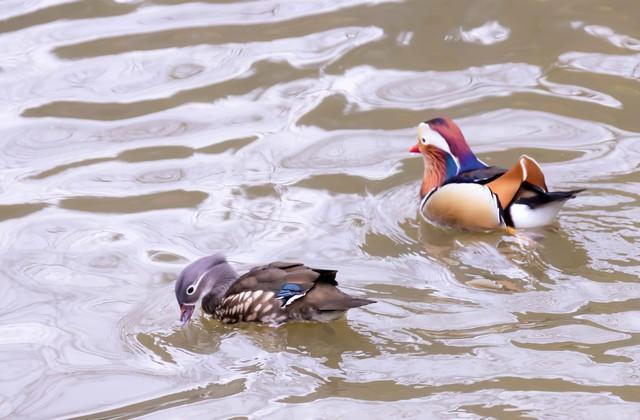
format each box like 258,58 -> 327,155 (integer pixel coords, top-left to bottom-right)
418,123 -> 452,155
187,266 -> 216,295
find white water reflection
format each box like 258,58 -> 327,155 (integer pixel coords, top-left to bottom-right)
447,20 -> 511,45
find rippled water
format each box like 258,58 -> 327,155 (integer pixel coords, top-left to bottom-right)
0,0 -> 639,418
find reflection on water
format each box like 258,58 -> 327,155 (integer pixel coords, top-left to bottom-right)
0,0 -> 639,418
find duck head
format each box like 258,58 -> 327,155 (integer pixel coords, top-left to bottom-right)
174,253 -> 238,324
410,117 -> 486,168
409,117 -> 486,197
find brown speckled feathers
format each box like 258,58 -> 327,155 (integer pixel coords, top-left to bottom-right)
202,262 -> 373,324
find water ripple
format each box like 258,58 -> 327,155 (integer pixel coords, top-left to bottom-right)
446,20 -> 511,46
331,64 -> 619,111
558,51 -> 640,80
7,27 -> 381,110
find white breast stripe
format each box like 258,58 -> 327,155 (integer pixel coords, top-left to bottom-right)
420,188 -> 437,215
490,191 -> 506,226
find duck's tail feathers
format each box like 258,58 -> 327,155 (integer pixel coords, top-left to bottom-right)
317,295 -> 376,311
344,297 -> 376,309
518,188 -> 585,209
303,282 -> 375,312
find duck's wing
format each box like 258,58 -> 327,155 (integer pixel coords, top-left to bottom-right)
486,155 -> 548,209
221,262 -> 372,323
483,155 -> 585,228
515,188 -> 585,207
444,165 -> 506,185
211,262 -> 318,323
504,187 -> 585,228
228,261 -> 334,294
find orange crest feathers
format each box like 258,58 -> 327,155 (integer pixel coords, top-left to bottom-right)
487,155 -> 548,209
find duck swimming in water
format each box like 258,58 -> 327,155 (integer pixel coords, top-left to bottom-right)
410,117 -> 584,230
175,254 -> 374,325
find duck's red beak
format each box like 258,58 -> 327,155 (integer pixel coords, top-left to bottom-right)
409,144 -> 420,153
180,304 -> 195,325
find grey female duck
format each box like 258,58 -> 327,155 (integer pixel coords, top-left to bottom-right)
175,254 -> 374,325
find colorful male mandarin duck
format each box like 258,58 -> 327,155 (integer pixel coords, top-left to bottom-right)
175,254 -> 374,325
410,117 -> 584,230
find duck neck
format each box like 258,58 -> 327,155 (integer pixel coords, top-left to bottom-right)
201,262 -> 238,314
431,117 -> 486,172
420,150 -> 457,198
457,151 -> 486,172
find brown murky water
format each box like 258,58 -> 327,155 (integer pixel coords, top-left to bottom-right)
1,0 -> 639,418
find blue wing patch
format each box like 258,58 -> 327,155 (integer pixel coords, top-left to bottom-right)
276,283 -> 306,307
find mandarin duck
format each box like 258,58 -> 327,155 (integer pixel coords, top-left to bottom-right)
175,254 -> 374,325
410,117 -> 584,230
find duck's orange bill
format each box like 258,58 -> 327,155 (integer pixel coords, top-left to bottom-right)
409,144 -> 420,153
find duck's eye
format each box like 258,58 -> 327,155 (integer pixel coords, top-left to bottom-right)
186,285 -> 196,295
420,137 -> 428,145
